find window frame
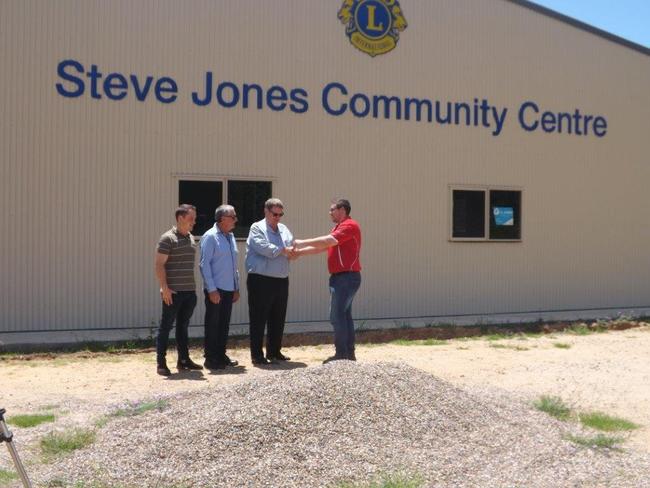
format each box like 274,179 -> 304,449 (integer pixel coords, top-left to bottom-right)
449,184 -> 523,242
172,174 -> 275,240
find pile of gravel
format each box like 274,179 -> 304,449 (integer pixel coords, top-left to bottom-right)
37,361 -> 650,487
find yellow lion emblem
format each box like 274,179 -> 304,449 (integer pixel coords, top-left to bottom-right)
338,0 -> 408,57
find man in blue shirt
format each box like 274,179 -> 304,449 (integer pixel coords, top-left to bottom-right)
245,198 -> 295,365
200,205 -> 240,370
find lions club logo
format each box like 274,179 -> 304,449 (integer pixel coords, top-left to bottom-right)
338,0 -> 408,57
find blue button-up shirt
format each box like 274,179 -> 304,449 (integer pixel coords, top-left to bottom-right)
200,224 -> 240,292
245,219 -> 294,278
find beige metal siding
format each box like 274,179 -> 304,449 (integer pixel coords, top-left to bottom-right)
1,0 -> 649,339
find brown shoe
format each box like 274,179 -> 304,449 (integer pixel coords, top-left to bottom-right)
177,358 -> 203,371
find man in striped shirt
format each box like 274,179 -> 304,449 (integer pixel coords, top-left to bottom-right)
154,204 -> 203,376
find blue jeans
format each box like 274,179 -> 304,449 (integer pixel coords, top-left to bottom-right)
329,272 -> 361,359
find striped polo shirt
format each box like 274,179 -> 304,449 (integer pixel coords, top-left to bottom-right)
157,227 -> 197,292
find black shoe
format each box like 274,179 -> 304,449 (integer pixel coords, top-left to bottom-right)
223,355 -> 239,367
252,357 -> 271,365
177,358 -> 203,371
204,359 -> 226,370
267,352 -> 291,361
157,363 -> 171,376
348,353 -> 357,361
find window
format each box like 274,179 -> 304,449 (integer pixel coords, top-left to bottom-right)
179,180 -> 223,236
450,186 -> 521,241
228,181 -> 272,238
178,178 -> 272,238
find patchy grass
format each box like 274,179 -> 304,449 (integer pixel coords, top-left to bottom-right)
0,469 -> 18,484
579,412 -> 640,432
40,428 -> 96,456
534,395 -> 572,421
110,399 -> 169,418
46,480 -> 117,488
97,399 -> 170,427
390,339 -> 447,346
489,344 -> 529,351
338,472 -> 424,488
553,342 -> 572,349
8,412 -> 55,428
565,323 -> 609,335
565,324 -> 593,335
566,433 -> 624,449
485,334 -> 510,341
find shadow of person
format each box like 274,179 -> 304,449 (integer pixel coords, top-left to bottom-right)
165,370 -> 207,381
205,365 -> 247,375
266,361 -> 308,370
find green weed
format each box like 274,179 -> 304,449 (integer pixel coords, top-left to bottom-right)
0,469 -> 18,484
40,428 -> 96,456
490,344 -> 529,351
109,399 -> 169,418
553,342 -> 571,349
390,339 -> 447,346
578,412 -> 640,432
337,472 -> 424,488
534,395 -> 572,420
485,334 -> 510,341
565,324 -> 593,335
566,433 -> 624,449
8,413 -> 55,428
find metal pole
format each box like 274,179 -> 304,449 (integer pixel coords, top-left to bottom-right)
0,409 -> 33,488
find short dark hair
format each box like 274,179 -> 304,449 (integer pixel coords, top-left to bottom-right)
175,204 -> 196,220
332,198 -> 351,216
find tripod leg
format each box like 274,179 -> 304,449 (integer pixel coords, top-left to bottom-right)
0,412 -> 33,488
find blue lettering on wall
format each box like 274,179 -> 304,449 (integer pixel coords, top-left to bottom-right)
55,59 -> 609,138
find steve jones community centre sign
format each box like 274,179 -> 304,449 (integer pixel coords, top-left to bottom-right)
53,0 -> 608,139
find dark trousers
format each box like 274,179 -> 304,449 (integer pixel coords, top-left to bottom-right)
247,273 -> 289,360
156,291 -> 197,365
204,289 -> 234,362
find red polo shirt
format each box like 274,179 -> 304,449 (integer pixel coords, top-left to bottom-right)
327,217 -> 362,274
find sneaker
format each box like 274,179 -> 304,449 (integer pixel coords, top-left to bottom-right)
157,363 -> 171,376
177,358 -> 203,371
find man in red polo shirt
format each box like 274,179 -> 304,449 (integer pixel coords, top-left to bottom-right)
294,198 -> 362,362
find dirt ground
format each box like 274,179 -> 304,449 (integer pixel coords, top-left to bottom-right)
3,325 -> 650,453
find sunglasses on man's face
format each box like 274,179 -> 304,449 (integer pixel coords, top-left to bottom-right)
271,211 -> 284,217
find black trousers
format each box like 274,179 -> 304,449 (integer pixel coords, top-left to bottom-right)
203,289 -> 234,362
156,291 -> 197,364
247,274 -> 289,360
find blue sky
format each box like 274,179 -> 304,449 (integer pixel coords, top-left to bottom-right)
530,0 -> 650,48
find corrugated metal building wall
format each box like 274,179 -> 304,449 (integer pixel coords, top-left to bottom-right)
1,0 -> 649,344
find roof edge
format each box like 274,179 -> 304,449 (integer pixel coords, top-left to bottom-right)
505,0 -> 650,57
